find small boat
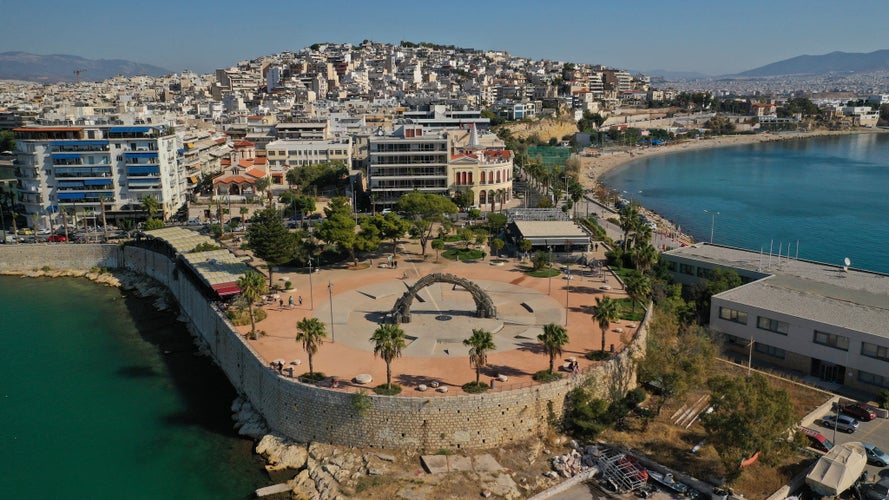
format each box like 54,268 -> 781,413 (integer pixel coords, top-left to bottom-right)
647,469 -> 689,496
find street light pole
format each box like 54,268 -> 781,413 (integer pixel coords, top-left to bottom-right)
328,281 -> 335,343
704,209 -> 719,243
565,266 -> 571,326
307,258 -> 314,309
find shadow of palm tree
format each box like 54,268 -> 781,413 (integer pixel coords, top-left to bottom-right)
484,364 -> 530,377
517,341 -> 545,355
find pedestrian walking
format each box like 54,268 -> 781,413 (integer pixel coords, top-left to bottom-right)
279,298 -> 284,309
298,296 -> 303,306
288,296 -> 294,309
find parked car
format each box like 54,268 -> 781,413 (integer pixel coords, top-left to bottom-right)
863,443 -> 889,467
47,234 -> 67,242
858,477 -> 889,500
801,427 -> 834,453
841,402 -> 877,421
820,414 -> 859,433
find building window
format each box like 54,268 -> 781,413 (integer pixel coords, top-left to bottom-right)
757,316 -> 789,335
813,330 -> 849,351
719,307 -> 747,325
858,370 -> 889,389
679,263 -> 695,275
861,342 -> 889,363
754,342 -> 786,359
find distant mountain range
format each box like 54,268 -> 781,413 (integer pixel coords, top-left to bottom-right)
0,52 -> 170,82
737,49 -> 889,77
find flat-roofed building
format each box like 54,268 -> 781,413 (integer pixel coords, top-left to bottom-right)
662,243 -> 889,396
368,125 -> 449,208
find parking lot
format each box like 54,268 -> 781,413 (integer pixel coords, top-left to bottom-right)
813,407 -> 889,481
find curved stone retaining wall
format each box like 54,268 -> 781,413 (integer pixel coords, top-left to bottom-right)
2,244 -> 648,450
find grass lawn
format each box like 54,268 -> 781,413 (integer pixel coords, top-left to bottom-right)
442,248 -> 484,261
615,297 -> 645,322
527,267 -> 560,278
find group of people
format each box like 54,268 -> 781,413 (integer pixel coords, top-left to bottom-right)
277,295 -> 303,309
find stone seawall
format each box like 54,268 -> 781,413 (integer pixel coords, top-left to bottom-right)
2,244 -> 648,450
0,244 -> 122,272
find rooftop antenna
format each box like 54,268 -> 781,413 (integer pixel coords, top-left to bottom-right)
843,257 -> 850,273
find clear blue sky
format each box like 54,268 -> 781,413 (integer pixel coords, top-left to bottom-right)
1,0 -> 884,75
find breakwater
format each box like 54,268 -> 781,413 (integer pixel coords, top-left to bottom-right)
0,243 -> 647,450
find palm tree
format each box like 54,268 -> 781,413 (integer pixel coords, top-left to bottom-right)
495,188 -> 506,213
139,194 -> 162,220
624,271 -> 651,313
592,296 -> 620,353
463,329 -> 496,384
237,271 -> 267,339
370,323 -> 406,390
296,317 -> 327,376
634,242 -> 659,273
537,323 -> 569,374
618,202 -> 640,250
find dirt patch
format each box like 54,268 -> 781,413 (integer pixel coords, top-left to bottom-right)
502,117 -> 579,143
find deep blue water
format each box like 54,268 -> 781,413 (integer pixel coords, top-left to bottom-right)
0,277 -> 270,499
600,133 -> 889,274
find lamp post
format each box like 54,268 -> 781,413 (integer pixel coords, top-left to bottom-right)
704,209 -> 719,243
565,265 -> 571,326
307,258 -> 314,309
327,281 -> 335,343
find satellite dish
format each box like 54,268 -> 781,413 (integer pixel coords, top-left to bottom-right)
844,257 -> 851,266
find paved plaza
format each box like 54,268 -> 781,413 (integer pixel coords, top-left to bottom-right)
242,247 -> 637,395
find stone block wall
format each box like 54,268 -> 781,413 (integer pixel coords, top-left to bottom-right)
0,244 -> 121,271
6,244 -> 648,450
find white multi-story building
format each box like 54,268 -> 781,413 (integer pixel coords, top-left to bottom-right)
448,126 -> 513,211
368,125 -> 449,208
13,125 -> 183,228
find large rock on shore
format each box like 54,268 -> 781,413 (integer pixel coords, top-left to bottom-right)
256,434 -> 308,470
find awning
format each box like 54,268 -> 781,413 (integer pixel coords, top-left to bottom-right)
58,181 -> 85,188
52,153 -> 81,159
127,166 -> 160,175
51,141 -> 109,147
212,282 -> 241,297
188,176 -> 199,184
84,179 -> 113,186
124,152 -> 158,158
109,126 -> 151,134
58,192 -> 86,200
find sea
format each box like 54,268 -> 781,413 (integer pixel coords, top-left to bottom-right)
600,132 -> 889,275
0,276 -> 270,499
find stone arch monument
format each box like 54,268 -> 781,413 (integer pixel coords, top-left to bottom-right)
391,273 -> 497,323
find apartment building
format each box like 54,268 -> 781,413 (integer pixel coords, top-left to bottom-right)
13,124 -> 183,228
663,243 -> 889,397
368,125 -> 449,207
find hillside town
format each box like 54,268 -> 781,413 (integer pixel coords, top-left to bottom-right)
1,40 -> 886,233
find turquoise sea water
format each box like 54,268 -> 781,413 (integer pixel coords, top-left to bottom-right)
600,132 -> 889,274
0,277 -> 269,499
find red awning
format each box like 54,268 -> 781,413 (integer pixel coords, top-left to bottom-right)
212,282 -> 241,296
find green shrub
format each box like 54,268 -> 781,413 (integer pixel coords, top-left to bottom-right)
585,350 -> 610,361
373,384 -> 402,395
462,381 -> 490,393
351,390 -> 372,417
532,370 -> 562,382
225,307 -> 267,326
284,280 -> 293,290
878,390 -> 889,410
299,372 -> 326,383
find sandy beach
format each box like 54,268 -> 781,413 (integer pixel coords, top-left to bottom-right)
580,128 -> 889,187
578,128 -> 889,245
